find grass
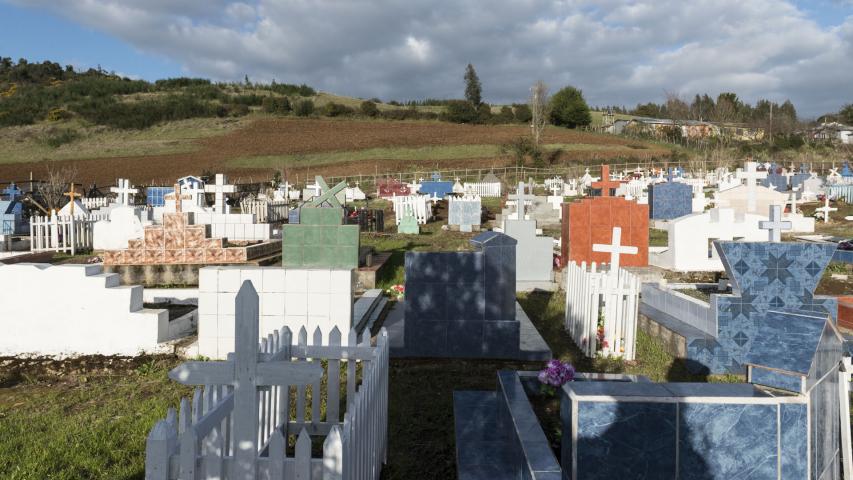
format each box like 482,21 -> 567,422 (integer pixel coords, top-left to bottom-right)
649,228 -> 669,246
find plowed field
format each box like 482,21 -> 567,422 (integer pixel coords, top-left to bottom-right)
0,117 -> 670,185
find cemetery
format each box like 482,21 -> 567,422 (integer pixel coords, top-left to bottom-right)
1,159 -> 851,480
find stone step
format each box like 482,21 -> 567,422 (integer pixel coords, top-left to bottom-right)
453,391 -> 516,480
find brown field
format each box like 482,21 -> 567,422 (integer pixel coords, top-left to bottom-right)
0,117 -> 671,185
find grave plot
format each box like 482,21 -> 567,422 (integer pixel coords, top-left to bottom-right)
376,177 -> 411,198
648,177 -> 693,220
419,173 -> 455,198
385,231 -> 551,360
447,195 -> 482,232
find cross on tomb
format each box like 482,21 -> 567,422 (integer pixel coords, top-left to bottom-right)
110,178 -> 138,207
549,182 -> 562,197
64,183 -> 79,215
507,181 -> 534,217
759,205 -> 792,242
181,182 -> 206,207
164,183 -> 193,213
788,190 -> 801,215
591,165 -> 621,197
828,167 -> 841,179
592,226 -> 638,272
739,161 -> 767,213
204,173 -> 236,214
309,176 -> 346,208
168,281 -> 322,479
816,197 -> 837,224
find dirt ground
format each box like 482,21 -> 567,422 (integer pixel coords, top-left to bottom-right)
0,118 -> 669,185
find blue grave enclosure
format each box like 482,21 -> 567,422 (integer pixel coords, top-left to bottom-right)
146,186 -> 174,207
404,231 -> 520,358
791,163 -> 811,190
762,164 -> 789,191
0,200 -> 24,235
842,161 -> 852,177
419,181 -> 455,198
2,183 -> 22,200
648,181 -> 692,219
288,207 -> 300,224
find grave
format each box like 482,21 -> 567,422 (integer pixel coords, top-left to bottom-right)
561,170 -> 649,267
649,207 -> 767,272
447,195 -> 482,232
648,174 -> 693,220
204,173 -> 236,214
389,231 -> 551,360
376,177 -> 411,198
0,199 -> 24,235
282,177 -> 359,269
93,205 -> 151,250
419,172 -> 454,198
715,183 -> 787,216
2,182 -> 22,200
791,163 -> 811,191
397,214 -> 420,234
761,163 -> 789,191
502,182 -> 554,290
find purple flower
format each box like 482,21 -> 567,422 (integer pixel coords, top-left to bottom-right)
538,359 -> 576,387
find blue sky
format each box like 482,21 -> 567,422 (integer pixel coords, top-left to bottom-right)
2,1 -> 852,116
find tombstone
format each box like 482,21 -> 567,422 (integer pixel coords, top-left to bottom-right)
447,195 -> 481,232
397,214 -> 420,234
419,173 -> 454,198
93,206 -> 150,250
345,184 -> 366,202
282,177 -> 359,269
2,182 -> 22,201
110,179 -> 138,207
790,163 -> 811,191
402,232 -> 550,360
146,186 -> 174,207
801,173 -> 824,201
842,161 -> 853,178
562,192 -> 649,268
452,178 -> 465,194
758,205 -> 791,242
376,178 -> 410,199
503,218 -> 553,289
590,165 -> 622,197
648,177 -> 693,220
715,183 -> 786,216
204,173 -> 236,214
0,199 -> 23,235
816,197 -> 838,223
761,163 -> 789,191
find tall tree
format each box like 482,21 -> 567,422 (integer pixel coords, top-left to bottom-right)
550,86 -> 592,128
529,80 -> 550,146
840,104 -> 853,125
464,64 -> 482,106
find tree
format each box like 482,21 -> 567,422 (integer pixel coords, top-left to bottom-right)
442,99 -> 478,123
549,86 -> 591,128
38,163 -> 78,211
664,91 -> 690,121
840,104 -> 853,125
464,64 -> 482,106
529,80 -> 550,145
360,100 -> 380,117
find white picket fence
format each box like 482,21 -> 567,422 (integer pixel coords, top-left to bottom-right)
81,197 -> 112,210
242,200 -> 290,223
391,195 -> 431,225
29,214 -> 101,255
463,182 -> 501,197
564,261 -> 641,360
146,283 -> 389,480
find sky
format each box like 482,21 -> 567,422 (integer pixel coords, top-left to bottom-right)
1,0 -> 852,117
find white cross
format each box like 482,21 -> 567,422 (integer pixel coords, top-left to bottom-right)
829,167 -> 841,179
592,227 -> 638,272
788,190 -> 801,215
168,282 -> 322,479
508,181 -> 534,217
549,182 -> 562,197
182,182 -> 206,207
110,178 -> 138,206
738,161 -> 768,213
816,197 -> 837,223
759,205 -> 792,242
204,173 -> 236,214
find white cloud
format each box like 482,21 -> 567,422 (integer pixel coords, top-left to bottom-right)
10,0 -> 853,116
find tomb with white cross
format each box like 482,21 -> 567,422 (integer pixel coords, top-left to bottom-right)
737,161 -> 768,213
759,205 -> 792,242
204,173 -> 236,214
167,281 -> 323,479
780,187 -> 815,233
815,197 -> 837,223
592,226 -> 638,273
506,181 -> 534,221
110,178 -> 138,207
546,181 -> 564,210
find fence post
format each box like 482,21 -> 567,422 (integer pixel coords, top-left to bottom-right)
323,426 -> 344,480
145,416 -> 178,480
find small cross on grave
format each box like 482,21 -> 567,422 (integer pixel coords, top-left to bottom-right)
164,183 -> 193,213
549,182 -> 562,197
759,205 -> 792,242
64,183 -> 79,215
431,172 -> 441,181
204,174 -> 236,214
110,178 -> 138,207
592,226 -> 638,272
591,165 -> 621,197
182,182 -> 205,207
816,197 -> 837,223
168,281 -> 323,479
309,176 -> 346,208
828,167 -> 841,179
739,161 -> 767,213
666,168 -> 675,183
507,181 -> 534,218
788,190 -> 801,215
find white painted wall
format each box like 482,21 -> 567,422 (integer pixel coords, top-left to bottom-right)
93,206 -> 150,250
0,263 -> 185,356
197,266 -> 353,359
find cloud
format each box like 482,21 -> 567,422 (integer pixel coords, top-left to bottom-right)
10,0 -> 853,116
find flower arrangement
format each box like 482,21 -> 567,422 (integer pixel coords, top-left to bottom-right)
537,359 -> 575,396
385,284 -> 404,300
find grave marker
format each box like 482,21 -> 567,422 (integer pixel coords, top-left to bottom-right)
816,197 -> 837,223
758,205 -> 792,242
592,226 -> 638,272
110,179 -> 138,207
204,174 -> 236,214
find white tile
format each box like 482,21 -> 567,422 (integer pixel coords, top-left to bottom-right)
198,267 -> 218,293
198,314 -> 219,337
218,314 -> 236,338
329,269 -> 353,294
307,292 -> 330,317
218,268 -> 242,293
197,336 -> 218,359
307,270 -> 331,292
262,292 -> 285,317
218,292 -> 237,315
217,337 -> 235,359
262,268 -> 286,293
198,292 -> 219,316
330,295 -> 353,328
285,270 -> 308,293
284,291 -> 308,316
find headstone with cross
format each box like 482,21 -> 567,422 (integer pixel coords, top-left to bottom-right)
204,174 -> 236,214
787,189 -> 801,215
110,178 -> 138,207
738,161 -> 768,213
816,197 -> 837,223
181,182 -> 206,208
592,226 -> 638,273
164,184 -> 193,214
168,281 -> 323,479
591,165 -> 621,197
759,205 -> 792,242
507,181 -> 534,218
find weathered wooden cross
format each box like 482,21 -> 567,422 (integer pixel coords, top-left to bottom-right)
64,183 -> 79,215
164,183 -> 193,214
204,174 -> 236,214
759,205 -> 792,242
592,226 -> 638,272
110,178 -> 138,206
168,281 -> 323,479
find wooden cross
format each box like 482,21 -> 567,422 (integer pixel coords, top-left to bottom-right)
168,281 -> 323,479
164,183 -> 193,213
592,226 -> 638,272
64,183 -> 79,215
110,178 -> 138,206
204,174 -> 236,214
759,205 -> 792,242
591,165 -> 621,197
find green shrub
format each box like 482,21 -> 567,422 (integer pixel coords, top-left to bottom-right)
216,103 -> 250,117
42,128 -> 79,148
501,136 -> 542,167
360,100 -> 380,117
46,108 -> 72,122
380,109 -> 437,121
513,103 -> 532,123
476,103 -> 492,124
262,96 -> 292,114
322,102 -> 354,117
491,105 -> 514,124
550,86 -> 591,128
294,99 -> 315,117
441,100 -> 477,123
